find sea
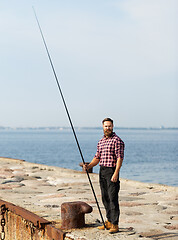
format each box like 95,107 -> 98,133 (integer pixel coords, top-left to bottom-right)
0,128 -> 177,187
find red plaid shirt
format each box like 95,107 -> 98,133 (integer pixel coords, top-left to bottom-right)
94,132 -> 125,167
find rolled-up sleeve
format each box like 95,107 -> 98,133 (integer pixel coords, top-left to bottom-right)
115,140 -> 125,159
94,142 -> 100,159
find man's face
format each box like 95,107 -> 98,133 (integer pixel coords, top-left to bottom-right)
103,121 -> 113,137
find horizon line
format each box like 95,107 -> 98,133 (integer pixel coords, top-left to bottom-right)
0,126 -> 178,130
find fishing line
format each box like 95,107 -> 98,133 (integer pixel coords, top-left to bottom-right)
32,7 -> 106,229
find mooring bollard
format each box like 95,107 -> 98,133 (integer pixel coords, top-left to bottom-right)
61,201 -> 93,229
79,162 -> 93,173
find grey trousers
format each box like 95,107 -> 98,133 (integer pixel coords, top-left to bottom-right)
99,165 -> 120,225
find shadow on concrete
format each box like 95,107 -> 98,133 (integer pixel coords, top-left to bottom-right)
139,232 -> 178,239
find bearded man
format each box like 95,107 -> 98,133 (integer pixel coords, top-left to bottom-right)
85,118 -> 125,234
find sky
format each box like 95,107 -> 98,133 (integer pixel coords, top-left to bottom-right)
0,0 -> 177,128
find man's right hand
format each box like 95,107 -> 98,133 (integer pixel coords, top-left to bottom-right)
83,158 -> 99,172
83,163 -> 89,171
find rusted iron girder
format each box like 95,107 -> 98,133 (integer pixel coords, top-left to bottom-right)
0,199 -> 50,229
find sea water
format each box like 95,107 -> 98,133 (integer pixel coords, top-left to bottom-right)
0,128 -> 177,186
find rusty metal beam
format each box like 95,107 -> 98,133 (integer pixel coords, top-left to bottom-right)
46,225 -> 64,240
0,199 -> 50,229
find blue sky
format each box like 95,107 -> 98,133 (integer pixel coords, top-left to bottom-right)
0,0 -> 177,127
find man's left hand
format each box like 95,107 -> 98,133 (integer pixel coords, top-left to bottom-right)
111,172 -> 118,182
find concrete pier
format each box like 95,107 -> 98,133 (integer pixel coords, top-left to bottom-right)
0,157 -> 178,239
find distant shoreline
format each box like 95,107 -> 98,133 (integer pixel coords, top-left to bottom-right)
0,126 -> 178,131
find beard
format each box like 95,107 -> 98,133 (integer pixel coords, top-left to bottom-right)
104,129 -> 113,137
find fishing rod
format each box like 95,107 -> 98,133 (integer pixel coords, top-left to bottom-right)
32,7 -> 106,229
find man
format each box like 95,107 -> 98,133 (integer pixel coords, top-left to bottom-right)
84,118 -> 125,234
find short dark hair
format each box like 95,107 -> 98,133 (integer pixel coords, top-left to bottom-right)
102,118 -> 113,125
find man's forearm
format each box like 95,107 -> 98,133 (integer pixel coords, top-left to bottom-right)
115,157 -> 123,173
111,157 -> 123,182
87,157 -> 100,169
